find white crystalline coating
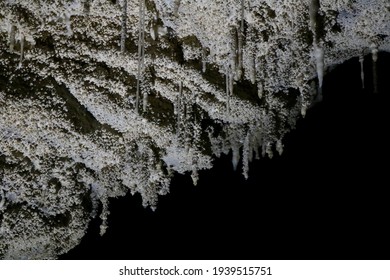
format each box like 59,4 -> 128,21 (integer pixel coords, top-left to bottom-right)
0,0 -> 389,259
301,104 -> 308,118
314,44 -> 324,88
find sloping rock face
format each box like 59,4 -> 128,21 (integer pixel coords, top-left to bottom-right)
0,0 -> 389,259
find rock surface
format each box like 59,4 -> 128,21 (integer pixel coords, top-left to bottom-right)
0,0 -> 389,259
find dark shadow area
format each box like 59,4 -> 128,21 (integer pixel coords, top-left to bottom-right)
60,52 -> 389,260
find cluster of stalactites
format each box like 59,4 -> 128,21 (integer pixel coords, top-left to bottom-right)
223,123 -> 285,180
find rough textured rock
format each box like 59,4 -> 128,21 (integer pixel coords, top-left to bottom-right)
0,0 -> 389,259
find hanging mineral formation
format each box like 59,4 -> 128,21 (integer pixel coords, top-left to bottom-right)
9,25 -> 16,52
120,0 -> 128,53
136,0 -> 146,113
371,43 -> 379,93
359,53 -> 365,89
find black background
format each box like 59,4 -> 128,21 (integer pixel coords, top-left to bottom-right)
61,52 -> 389,260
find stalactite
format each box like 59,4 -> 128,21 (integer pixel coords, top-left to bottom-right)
135,0 -> 145,113
301,103 -> 307,118
371,43 -> 378,62
191,156 -> 199,186
250,53 -> 256,84
142,90 -> 148,112
140,1 -> 145,73
248,142 -> 254,163
230,28 -> 238,81
176,81 -> 183,142
135,81 -> 141,114
229,71 -> 233,115
300,81 -> 313,118
9,25 -> 16,52
261,142 -> 266,158
253,130 -> 261,160
371,43 -> 378,94
245,22 -> 256,84
237,0 -> 245,80
183,101 -> 192,153
359,53 -> 365,89
150,24 -> 156,41
314,44 -> 324,89
190,120 -> 200,186
184,105 -> 189,152
174,97 -> 179,134
225,69 -> 229,97
276,139 -> 283,156
120,0 -> 128,53
19,33 -> 25,67
309,0 -> 325,91
225,68 -> 231,114
309,0 -> 320,34
99,197 -> 109,236
232,144 -> 240,171
176,91 -> 181,129
265,142 -> 273,159
242,130 -> 250,179
0,189 -> 4,210
225,70 -> 229,111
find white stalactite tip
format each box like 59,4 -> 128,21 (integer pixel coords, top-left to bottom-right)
371,43 -> 378,62
276,140 -> 284,156
314,44 -> 324,88
301,104 -> 307,118
266,142 -> 273,159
